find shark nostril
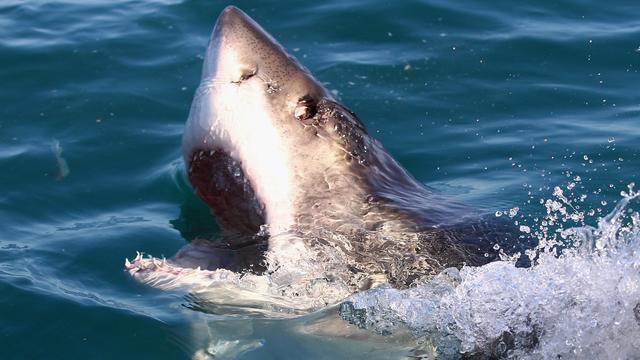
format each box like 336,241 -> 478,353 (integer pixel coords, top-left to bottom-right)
231,66 -> 257,84
240,71 -> 255,81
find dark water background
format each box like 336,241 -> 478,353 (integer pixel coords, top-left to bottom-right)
1,0 -> 639,358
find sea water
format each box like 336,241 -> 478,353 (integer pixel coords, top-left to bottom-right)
1,0 -> 639,359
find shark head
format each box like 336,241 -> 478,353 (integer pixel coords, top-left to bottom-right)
183,6 -> 451,239
184,6 -> 379,235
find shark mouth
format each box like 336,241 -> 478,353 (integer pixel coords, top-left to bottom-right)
187,148 -> 265,235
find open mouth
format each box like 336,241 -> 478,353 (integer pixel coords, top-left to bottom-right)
187,148 -> 266,235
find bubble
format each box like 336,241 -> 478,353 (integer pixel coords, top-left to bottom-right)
553,186 -> 564,197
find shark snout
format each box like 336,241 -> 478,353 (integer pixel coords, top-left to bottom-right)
217,5 -> 247,25
213,6 -> 254,37
204,6 -> 283,84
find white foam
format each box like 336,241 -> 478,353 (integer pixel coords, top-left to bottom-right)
344,185 -> 640,357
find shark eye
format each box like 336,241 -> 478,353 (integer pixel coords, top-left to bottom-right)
294,95 -> 317,121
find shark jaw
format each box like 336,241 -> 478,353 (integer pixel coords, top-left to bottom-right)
183,6 -> 298,234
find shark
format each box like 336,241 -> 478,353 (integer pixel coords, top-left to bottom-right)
126,6 -> 516,312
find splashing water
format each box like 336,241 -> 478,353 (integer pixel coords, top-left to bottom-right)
342,184 -> 640,358
126,231 -> 356,316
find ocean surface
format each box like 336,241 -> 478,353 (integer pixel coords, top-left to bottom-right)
2,0 -> 640,359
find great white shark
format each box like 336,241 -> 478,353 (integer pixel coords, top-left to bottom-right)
127,6 -> 519,307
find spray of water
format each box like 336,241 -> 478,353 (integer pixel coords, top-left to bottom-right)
342,183 -> 640,358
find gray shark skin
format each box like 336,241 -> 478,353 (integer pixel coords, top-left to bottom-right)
178,6 -> 514,288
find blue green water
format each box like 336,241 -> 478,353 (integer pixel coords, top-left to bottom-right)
2,1 -> 639,358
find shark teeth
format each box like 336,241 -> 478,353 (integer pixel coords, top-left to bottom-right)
124,251 -> 233,290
